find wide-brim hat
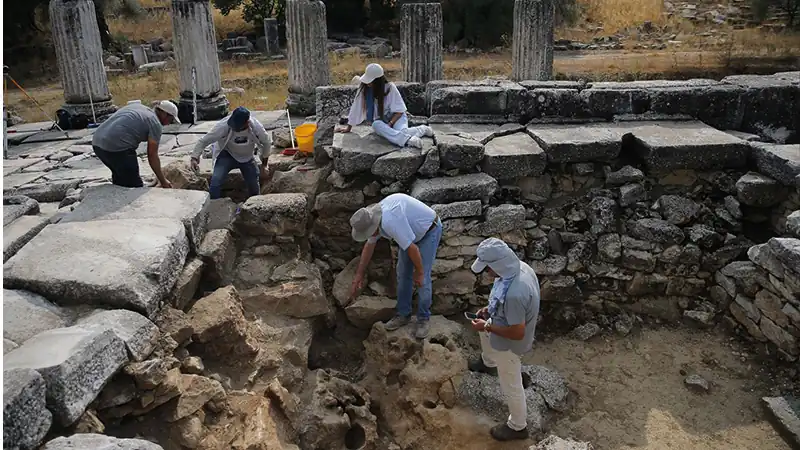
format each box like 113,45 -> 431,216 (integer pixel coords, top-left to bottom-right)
350,204 -> 382,242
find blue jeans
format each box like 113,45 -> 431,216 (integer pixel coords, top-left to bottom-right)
210,150 -> 260,200
396,220 -> 443,321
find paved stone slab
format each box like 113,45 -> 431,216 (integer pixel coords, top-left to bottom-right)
21,130 -> 83,144
42,433 -> 165,450
74,309 -> 159,362
627,121 -> 749,171
3,158 -> 45,176
3,368 -> 52,450
8,140 -> 77,159
410,173 -> 498,203
8,121 -> 63,133
60,184 -> 209,250
3,195 -> 39,225
430,123 -> 499,143
4,218 -> 189,317
527,123 -> 625,163
372,147 -> 425,180
10,179 -> 80,203
3,214 -> 51,262
4,326 -> 128,426
2,289 -> 70,346
436,134 -> 485,170
751,143 -> 800,186
482,132 -> 546,179
762,396 -> 800,448
332,127 -> 399,175
3,172 -> 47,190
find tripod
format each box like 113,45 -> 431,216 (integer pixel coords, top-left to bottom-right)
3,66 -> 67,134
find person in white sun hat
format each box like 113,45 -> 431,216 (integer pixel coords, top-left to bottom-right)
468,237 -> 541,442
92,100 -> 180,188
335,63 -> 434,149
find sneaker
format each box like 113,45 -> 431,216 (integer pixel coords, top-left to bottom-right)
406,136 -> 423,149
384,315 -> 411,331
415,320 -> 430,339
490,424 -> 528,441
421,125 -> 434,137
468,358 -> 498,376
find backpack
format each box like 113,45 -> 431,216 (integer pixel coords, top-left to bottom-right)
55,109 -> 90,131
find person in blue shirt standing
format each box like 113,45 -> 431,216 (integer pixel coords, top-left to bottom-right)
468,238 -> 541,441
348,193 -> 442,338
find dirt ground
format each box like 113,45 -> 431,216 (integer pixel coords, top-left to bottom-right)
526,327 -> 791,450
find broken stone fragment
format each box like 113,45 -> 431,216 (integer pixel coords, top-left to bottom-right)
169,257 -> 204,311
72,409 -> 105,434
124,357 -> 181,390
153,307 -> 194,347
532,435 -> 594,450
164,374 -> 226,422
586,196 -> 618,235
197,229 -> 237,287
571,322 -> 601,341
735,171 -> 787,208
627,218 -> 685,245
684,374 -> 710,393
3,368 -> 52,450
187,286 -> 258,359
604,165 -> 643,186
656,195 -> 701,225
40,433 -> 164,450
345,296 -> 396,329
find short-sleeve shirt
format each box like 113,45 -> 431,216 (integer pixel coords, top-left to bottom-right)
489,261 -> 541,356
367,193 -> 436,251
92,103 -> 162,152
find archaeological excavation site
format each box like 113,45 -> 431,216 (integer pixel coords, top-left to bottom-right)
3,1 -> 800,450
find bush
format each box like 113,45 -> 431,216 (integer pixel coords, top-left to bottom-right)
750,0 -> 800,28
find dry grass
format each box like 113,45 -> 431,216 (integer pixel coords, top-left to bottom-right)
107,4 -> 250,42
578,0 -> 666,33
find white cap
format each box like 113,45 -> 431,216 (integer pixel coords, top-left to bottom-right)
359,63 -> 384,84
154,100 -> 181,124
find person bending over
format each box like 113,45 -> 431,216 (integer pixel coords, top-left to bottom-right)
335,63 -> 433,149
468,238 -> 541,441
190,106 -> 271,200
348,193 -> 442,339
92,100 -> 179,188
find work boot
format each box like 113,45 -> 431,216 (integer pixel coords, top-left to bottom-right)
490,424 -> 528,441
468,358 -> 498,376
406,136 -> 423,148
415,320 -> 430,339
384,315 -> 411,331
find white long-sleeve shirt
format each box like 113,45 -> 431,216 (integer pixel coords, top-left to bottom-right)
347,83 -> 408,127
192,116 -> 271,164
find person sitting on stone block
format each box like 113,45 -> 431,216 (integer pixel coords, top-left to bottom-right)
190,106 -> 271,200
91,100 -> 180,189
335,63 -> 434,149
468,238 -> 541,442
348,193 -> 442,339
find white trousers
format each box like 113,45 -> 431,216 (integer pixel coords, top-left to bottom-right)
479,331 -> 527,431
371,114 -> 427,147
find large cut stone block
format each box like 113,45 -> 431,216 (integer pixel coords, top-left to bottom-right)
3,368 -> 52,450
527,123 -> 625,163
3,214 -> 50,262
626,121 -> 749,171
372,147 -> 425,181
481,132 -> 546,179
235,193 -> 309,236
41,434 -> 164,450
430,86 -> 508,116
59,184 -> 210,250
723,75 -> 800,141
648,84 -> 744,130
762,396 -> 800,448
750,143 -> 800,186
436,134 -> 485,170
410,173 -> 498,203
3,218 -> 189,318
74,309 -> 159,362
331,127 -> 399,175
3,326 -> 128,426
3,289 -> 70,346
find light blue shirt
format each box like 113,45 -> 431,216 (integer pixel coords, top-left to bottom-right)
367,193 -> 436,251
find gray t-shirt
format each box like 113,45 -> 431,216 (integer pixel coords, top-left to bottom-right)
92,103 -> 162,152
489,261 -> 541,356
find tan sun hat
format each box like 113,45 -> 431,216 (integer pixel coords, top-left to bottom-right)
350,204 -> 382,242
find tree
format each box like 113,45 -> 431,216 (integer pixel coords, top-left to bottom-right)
751,0 -> 800,28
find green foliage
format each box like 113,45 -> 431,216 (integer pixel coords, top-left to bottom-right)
750,0 -> 800,27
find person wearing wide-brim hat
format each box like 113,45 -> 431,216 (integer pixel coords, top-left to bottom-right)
467,237 -> 541,441
348,193 -> 442,339
336,63 -> 434,149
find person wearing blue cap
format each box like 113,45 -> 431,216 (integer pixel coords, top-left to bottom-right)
190,106 -> 272,199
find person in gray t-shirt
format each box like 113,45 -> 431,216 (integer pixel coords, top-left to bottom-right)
91,100 -> 180,188
467,237 -> 541,442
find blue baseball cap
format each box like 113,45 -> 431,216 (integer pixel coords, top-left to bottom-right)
227,106 -> 250,130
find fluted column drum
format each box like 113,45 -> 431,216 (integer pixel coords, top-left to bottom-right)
400,3 -> 443,84
511,0 -> 555,81
285,0 -> 331,116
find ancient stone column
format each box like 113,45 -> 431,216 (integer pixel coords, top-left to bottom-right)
400,3 -> 443,84
171,0 -> 229,120
49,0 -> 116,118
263,18 -> 279,55
512,0 -> 555,81
285,0 -> 331,116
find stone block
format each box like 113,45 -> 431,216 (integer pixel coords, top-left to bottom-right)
207,198 -> 238,231
410,173 -> 498,204
762,396 -> 800,449
41,434 -> 164,450
768,238 -> 800,272
431,200 -> 482,220
3,219 -> 189,318
750,143 -> 800,186
372,147 -> 425,181
74,309 -> 159,362
627,218 -> 685,245
169,258 -> 205,310
436,134 -> 485,170
527,123 -> 624,163
648,83 -> 743,130
3,368 -> 52,450
3,214 -> 50,262
331,127 -> 398,175
626,122 -> 749,171
240,268 -> 330,319
735,172 -> 787,207
469,204 -> 526,236
723,75 -> 800,141
3,289 -> 70,346
264,164 -> 330,198
394,82 -> 426,116
197,229 -> 237,287
528,88 -> 585,118
579,85 -> 650,118
481,132 -> 546,179
344,296 -> 396,329
314,191 -> 365,213
433,270 -> 476,295
235,193 -> 309,236
4,326 -> 128,426
12,180 -> 81,203
3,195 -> 39,226
457,369 -> 549,432
59,184 -> 210,251
430,85 -> 508,116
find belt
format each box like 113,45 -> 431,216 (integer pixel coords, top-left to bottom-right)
427,214 -> 441,234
